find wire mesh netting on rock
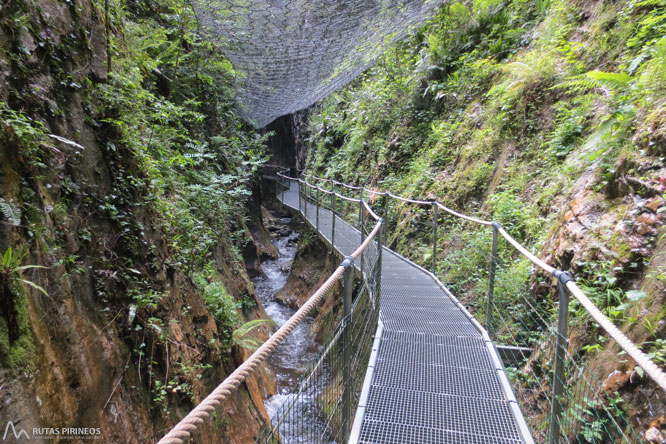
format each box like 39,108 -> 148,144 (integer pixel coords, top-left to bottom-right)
190,0 -> 445,127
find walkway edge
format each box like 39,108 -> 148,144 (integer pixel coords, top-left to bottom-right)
349,319 -> 384,444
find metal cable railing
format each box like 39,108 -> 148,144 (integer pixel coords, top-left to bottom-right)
302,170 -> 665,444
157,173 -> 383,444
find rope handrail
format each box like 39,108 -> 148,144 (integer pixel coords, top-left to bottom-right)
496,226 -> 554,274
566,280 -> 666,392
298,177 -> 363,203
386,191 -> 432,205
437,202 -> 493,226
284,170 -> 666,393
303,173 -> 364,190
362,200 -> 381,222
157,177 -> 383,444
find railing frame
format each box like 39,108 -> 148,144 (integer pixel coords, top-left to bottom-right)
431,201 -> 438,274
549,271 -> 572,444
289,172 -> 384,444
331,191 -> 337,253
342,256 -> 354,444
486,222 -> 500,339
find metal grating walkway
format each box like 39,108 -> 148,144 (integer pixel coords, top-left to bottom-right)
279,181 -> 532,444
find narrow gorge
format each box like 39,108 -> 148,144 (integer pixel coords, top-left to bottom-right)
2,0 -> 666,442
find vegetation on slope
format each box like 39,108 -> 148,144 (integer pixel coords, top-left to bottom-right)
305,0 -> 666,440
0,0 -> 272,439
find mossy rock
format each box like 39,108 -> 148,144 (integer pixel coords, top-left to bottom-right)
0,283 -> 33,369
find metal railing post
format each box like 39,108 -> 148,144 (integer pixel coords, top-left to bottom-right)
432,201 -> 438,274
303,184 -> 308,221
281,177 -> 285,203
487,222 -> 500,338
383,191 -> 389,221
316,186 -> 320,231
358,188 -> 364,232
332,192 -> 337,250
298,182 -> 302,214
377,219 -> 383,310
359,194 -> 365,277
549,271 -> 572,444
342,257 -> 354,444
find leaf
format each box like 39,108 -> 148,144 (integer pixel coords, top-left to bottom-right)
15,265 -> 48,271
626,290 -> 647,301
47,134 -> 85,150
635,366 -> 644,379
233,318 -> 274,339
0,198 -> 21,226
2,247 -> 12,267
585,71 -> 634,90
232,318 -> 275,350
21,279 -> 48,296
128,305 -> 137,325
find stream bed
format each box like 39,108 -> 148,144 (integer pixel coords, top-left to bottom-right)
251,214 -> 326,439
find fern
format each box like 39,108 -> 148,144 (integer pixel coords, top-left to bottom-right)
0,198 -> 21,226
232,318 -> 275,351
556,71 -> 634,94
1,247 -> 48,295
585,71 -> 634,89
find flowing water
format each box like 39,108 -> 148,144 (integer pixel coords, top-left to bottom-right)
252,216 -> 329,441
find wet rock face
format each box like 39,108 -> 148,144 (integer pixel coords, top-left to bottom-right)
547,181 -> 665,280
539,154 -> 666,439
263,111 -> 309,171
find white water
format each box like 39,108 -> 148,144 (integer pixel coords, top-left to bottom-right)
251,217 -> 322,417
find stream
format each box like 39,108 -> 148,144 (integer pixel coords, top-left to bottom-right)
251,214 -> 329,441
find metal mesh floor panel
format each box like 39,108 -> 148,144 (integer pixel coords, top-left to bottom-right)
380,330 -> 486,346
381,298 -> 459,309
381,307 -> 471,323
381,319 -> 483,336
371,359 -> 505,399
278,181 -> 528,444
377,338 -> 494,369
363,386 -> 522,441
358,420 -> 522,444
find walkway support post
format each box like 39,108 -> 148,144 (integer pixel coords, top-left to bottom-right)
342,257 -> 354,444
432,201 -> 438,274
298,181 -> 302,214
303,184 -> 308,220
487,222 -> 500,338
359,192 -> 365,276
332,192 -> 337,251
358,189 -> 364,232
316,186 -> 320,232
376,219 -> 383,309
281,177 -> 285,203
549,271 -> 572,444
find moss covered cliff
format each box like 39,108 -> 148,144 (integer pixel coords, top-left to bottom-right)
0,0 -> 275,441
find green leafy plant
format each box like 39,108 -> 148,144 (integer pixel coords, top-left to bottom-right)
0,247 -> 48,296
0,247 -> 47,368
232,319 -> 275,351
0,198 -> 21,226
